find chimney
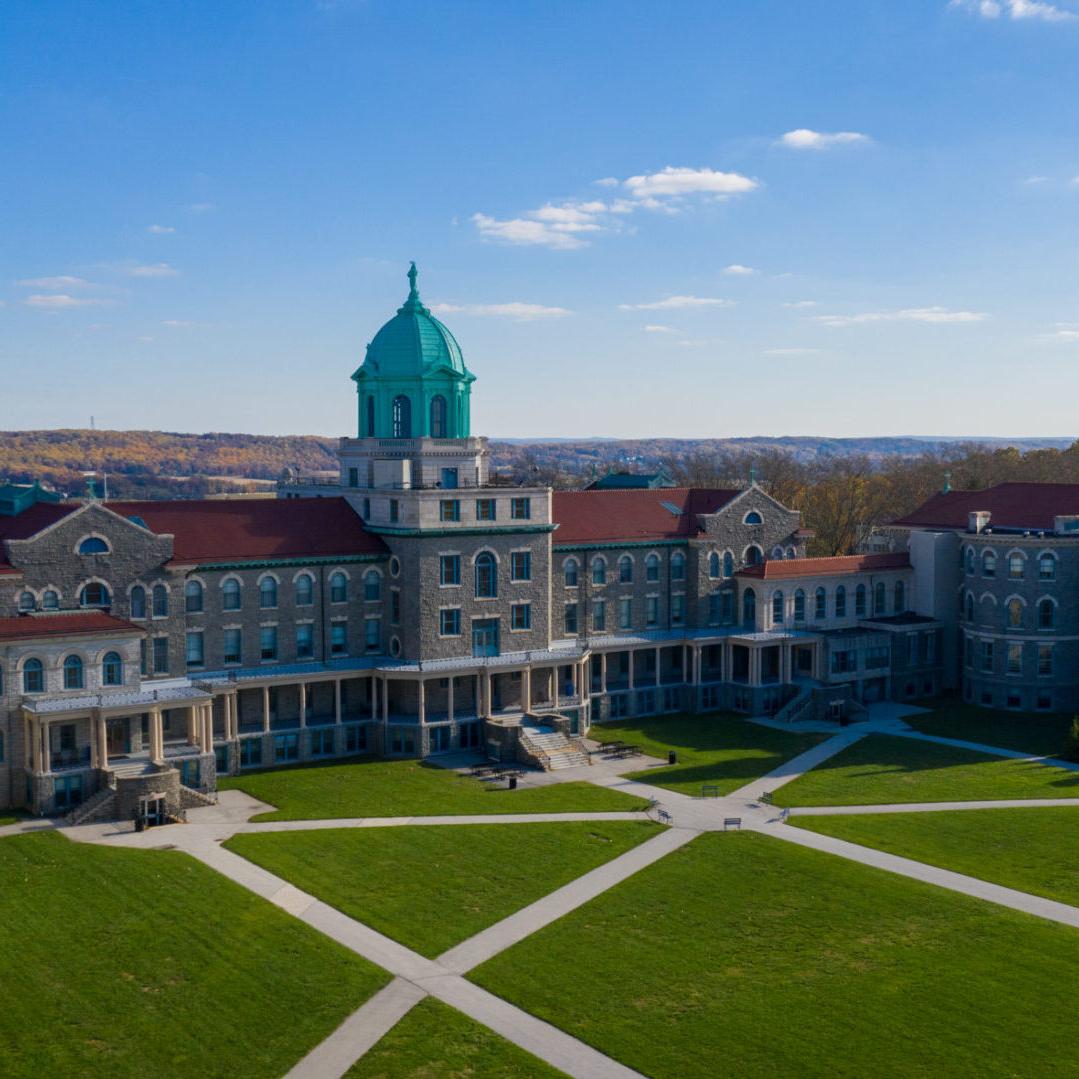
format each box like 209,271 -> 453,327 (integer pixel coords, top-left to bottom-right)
968,511 -> 991,534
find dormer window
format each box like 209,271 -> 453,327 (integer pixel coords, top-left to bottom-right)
743,511 -> 763,526
78,536 -> 110,555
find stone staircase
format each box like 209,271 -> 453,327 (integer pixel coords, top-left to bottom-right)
180,785 -> 217,809
774,687 -> 813,724
109,757 -> 159,779
64,784 -> 118,827
520,724 -> 591,771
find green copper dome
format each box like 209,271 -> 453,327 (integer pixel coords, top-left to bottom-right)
354,263 -> 470,379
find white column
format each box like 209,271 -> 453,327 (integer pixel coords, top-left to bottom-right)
381,677 -> 389,723
32,719 -> 44,773
151,709 -> 164,763
370,677 -> 377,721
552,668 -> 560,710
187,705 -> 198,745
334,679 -> 342,724
298,683 -> 307,729
417,679 -> 426,725
447,677 -> 455,723
600,652 -> 608,693
262,686 -> 271,733
628,650 -> 635,690
483,671 -> 493,718
654,646 -> 661,687
98,716 -> 109,769
200,704 -> 212,753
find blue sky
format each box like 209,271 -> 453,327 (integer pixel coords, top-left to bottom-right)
2,0 -> 1078,439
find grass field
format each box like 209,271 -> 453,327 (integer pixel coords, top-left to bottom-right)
346,996 -> 564,1077
218,757 -> 646,821
227,820 -> 660,956
0,832 -> 386,1078
794,805 -> 1079,907
905,700 -> 1075,758
773,733 -> 1079,807
589,713 -> 824,796
471,831 -> 1079,1078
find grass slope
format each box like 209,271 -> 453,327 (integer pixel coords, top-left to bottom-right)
472,831 -> 1079,1078
794,806 -> 1079,907
219,757 -> 645,821
346,996 -> 565,1078
227,820 -> 660,957
773,733 -> 1079,807
589,713 -> 824,796
905,700 -> 1074,758
0,832 -> 386,1079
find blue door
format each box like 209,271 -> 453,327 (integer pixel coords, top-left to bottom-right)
472,619 -> 499,657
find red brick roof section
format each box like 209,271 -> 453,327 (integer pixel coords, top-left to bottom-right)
105,497 -> 386,563
552,488 -> 742,545
736,553 -> 910,579
0,611 -> 144,642
893,482 -> 1079,531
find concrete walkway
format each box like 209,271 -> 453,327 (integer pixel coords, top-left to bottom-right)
792,797 -> 1079,816
238,810 -> 652,834
0,816 -> 56,839
892,728 -> 1079,772
730,728 -> 868,802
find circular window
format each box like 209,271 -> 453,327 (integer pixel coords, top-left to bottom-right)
389,636 -> 401,657
389,557 -> 401,578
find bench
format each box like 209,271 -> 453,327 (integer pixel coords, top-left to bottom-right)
656,807 -> 673,825
700,785 -> 720,798
723,817 -> 742,831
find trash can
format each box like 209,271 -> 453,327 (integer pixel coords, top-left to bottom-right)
668,750 -> 678,766
508,775 -> 517,790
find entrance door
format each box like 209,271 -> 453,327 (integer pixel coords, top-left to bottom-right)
143,796 -> 166,827
106,717 -> 128,757
472,619 -> 500,658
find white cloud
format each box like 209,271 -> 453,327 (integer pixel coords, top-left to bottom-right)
784,300 -> 817,308
17,275 -> 90,289
162,319 -> 194,327
763,347 -> 823,355
618,295 -> 733,311
677,339 -> 710,348
1043,323 -> 1079,340
471,212 -> 589,250
188,201 -> 217,213
643,324 -> 677,333
1023,175 -> 1049,184
127,262 -> 179,277
23,294 -> 109,309
430,301 -> 571,320
950,0 -> 1077,20
594,177 -> 620,187
814,306 -> 988,327
723,264 -> 757,275
147,224 -> 176,234
622,166 -> 757,199
778,128 -> 871,150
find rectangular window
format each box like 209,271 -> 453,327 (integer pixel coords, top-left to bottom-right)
346,724 -> 368,754
1038,644 -> 1053,676
348,467 -> 359,487
511,603 -> 532,631
647,596 -> 660,627
720,591 -> 733,623
855,589 -> 866,617
511,497 -> 531,520
671,594 -> 685,626
618,597 -> 632,630
274,733 -> 299,763
865,646 -> 889,669
980,639 -> 994,673
1036,692 -> 1052,711
260,625 -> 278,661
440,554 -> 461,585
140,638 -> 148,676
476,498 -> 496,521
185,631 -> 204,668
924,633 -> 935,664
330,622 -> 347,656
907,634 -> 917,665
592,599 -> 606,632
439,499 -> 460,522
564,603 -> 578,635
224,628 -> 242,665
240,737 -> 262,768
440,608 -> 461,636
389,499 -> 399,524
296,623 -> 314,659
362,497 -> 370,519
441,467 -> 459,489
830,650 -> 856,674
511,551 -> 532,581
311,727 -> 336,756
1007,642 -> 1023,675
152,637 -> 169,675
365,618 -> 381,651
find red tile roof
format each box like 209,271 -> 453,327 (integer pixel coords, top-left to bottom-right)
104,497 -> 385,563
0,611 -> 143,642
0,502 -> 79,573
893,483 -> 1079,531
736,553 -> 910,580
552,488 -> 742,545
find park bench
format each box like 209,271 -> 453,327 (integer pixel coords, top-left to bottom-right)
700,784 -> 720,798
723,817 -> 742,831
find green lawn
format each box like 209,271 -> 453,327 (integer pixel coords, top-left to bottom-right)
0,832 -> 387,1079
905,700 -> 1075,758
219,757 -> 646,821
589,713 -> 824,796
773,733 -> 1079,807
346,996 -> 564,1078
794,806 -> 1079,907
227,820 -> 660,957
471,831 -> 1079,1078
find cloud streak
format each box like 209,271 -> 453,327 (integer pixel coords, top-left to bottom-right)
778,128 -> 871,150
618,295 -> 733,311
431,301 -> 571,320
950,0 -> 1077,21
17,275 -> 91,289
814,306 -> 987,326
23,294 -> 110,309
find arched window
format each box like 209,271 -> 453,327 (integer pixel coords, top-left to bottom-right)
771,546 -> 785,560
81,582 -> 111,608
185,580 -> 203,613
743,511 -> 763,525
23,658 -> 44,694
259,576 -> 277,609
591,557 -> 607,586
1008,552 -> 1025,579
42,589 -> 59,610
671,552 -> 686,581
63,655 -> 83,690
362,570 -> 380,601
965,592 -> 974,622
744,545 -> 763,567
18,591 -> 35,612
982,550 -> 996,578
873,582 -> 886,615
722,551 -> 734,578
391,395 -> 412,438
475,552 -> 497,598
618,555 -> 633,583
430,395 -> 448,438
785,546 -> 797,559
856,584 -> 867,617
78,536 -> 109,554
645,554 -> 660,582
835,585 -> 847,618
772,591 -> 784,625
331,572 -> 349,603
815,586 -> 827,620
894,581 -> 906,613
794,589 -> 806,622
130,585 -> 146,619
1038,598 -> 1055,630
102,651 -> 123,686
1007,598 -> 1023,629
742,587 -> 756,627
708,551 -> 720,578
151,584 -> 168,617
366,395 -> 375,437
1039,553 -> 1056,581
965,547 -> 975,575
564,559 -> 579,587
222,578 -> 241,611
295,574 -> 314,606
